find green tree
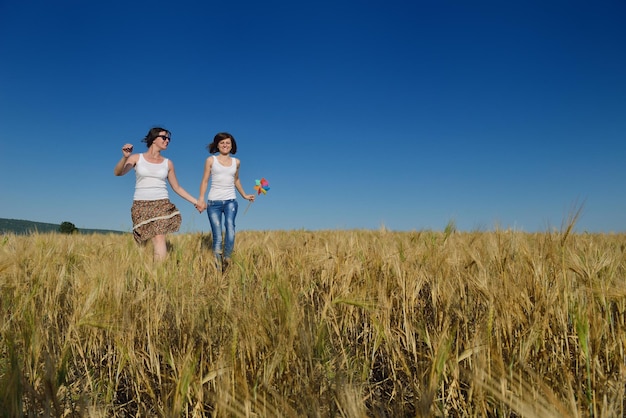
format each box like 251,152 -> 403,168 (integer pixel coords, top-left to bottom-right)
59,221 -> 78,234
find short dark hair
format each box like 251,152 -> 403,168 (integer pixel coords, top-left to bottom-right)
142,127 -> 170,148
208,132 -> 237,154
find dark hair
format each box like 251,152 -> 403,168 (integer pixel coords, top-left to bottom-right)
142,127 -> 170,148
207,132 -> 237,154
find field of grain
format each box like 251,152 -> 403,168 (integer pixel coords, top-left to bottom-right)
0,227 -> 625,417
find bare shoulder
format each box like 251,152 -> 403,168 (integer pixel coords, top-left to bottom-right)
127,153 -> 140,165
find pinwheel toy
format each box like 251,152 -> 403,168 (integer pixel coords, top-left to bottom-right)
254,178 -> 270,195
244,178 -> 270,214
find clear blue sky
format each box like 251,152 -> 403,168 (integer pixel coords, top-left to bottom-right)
1,0 -> 625,233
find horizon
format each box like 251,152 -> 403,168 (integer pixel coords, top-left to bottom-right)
3,214 -> 620,235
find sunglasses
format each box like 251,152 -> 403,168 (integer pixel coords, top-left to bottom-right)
157,135 -> 171,141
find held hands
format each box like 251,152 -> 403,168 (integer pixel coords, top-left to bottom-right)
244,194 -> 255,202
195,199 -> 207,213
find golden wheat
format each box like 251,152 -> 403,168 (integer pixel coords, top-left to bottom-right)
0,229 -> 624,417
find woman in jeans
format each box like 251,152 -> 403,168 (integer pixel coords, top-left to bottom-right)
196,132 -> 255,270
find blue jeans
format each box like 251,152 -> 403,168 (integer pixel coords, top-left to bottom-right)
207,199 -> 238,260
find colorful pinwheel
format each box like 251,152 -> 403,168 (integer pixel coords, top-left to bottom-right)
244,178 -> 270,214
254,178 -> 270,195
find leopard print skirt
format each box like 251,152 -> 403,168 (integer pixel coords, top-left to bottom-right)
131,199 -> 182,243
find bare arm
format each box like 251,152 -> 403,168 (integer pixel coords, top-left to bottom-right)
234,159 -> 255,202
167,160 -> 198,205
114,144 -> 138,176
196,156 -> 213,212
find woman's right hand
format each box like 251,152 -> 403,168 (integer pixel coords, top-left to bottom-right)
122,144 -> 134,158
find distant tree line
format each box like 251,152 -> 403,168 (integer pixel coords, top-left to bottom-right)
0,218 -> 124,235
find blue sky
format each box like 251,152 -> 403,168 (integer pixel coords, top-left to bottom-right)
1,0 -> 625,233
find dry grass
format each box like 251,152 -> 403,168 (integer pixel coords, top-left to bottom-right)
0,227 -> 625,417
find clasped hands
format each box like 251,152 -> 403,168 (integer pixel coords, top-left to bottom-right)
195,201 -> 207,213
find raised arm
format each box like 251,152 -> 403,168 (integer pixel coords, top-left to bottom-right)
114,144 -> 138,176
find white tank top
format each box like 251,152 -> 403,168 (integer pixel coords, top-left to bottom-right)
208,156 -> 237,200
133,154 -> 169,200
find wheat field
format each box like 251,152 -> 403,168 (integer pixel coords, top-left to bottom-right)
0,227 -> 625,417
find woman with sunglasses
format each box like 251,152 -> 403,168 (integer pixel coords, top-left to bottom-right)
114,127 -> 199,261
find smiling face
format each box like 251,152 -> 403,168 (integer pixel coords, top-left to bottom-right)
158,131 -> 171,142
155,131 -> 171,149
208,132 -> 237,154
143,127 -> 171,148
218,138 -> 232,154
